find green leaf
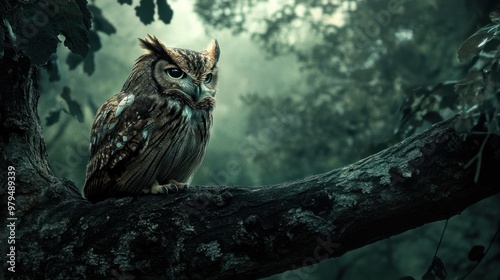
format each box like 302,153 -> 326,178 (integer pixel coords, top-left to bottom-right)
457,23 -> 499,62
42,53 -> 61,82
490,5 -> 500,23
83,52 -> 95,75
156,0 -> 173,24
135,0 -> 155,25
422,256 -> 447,280
46,109 -> 62,126
65,49 -> 94,75
88,29 -> 102,52
61,86 -> 84,122
66,52 -> 84,70
88,5 -> 116,35
468,245 -> 485,262
56,0 -> 90,57
74,0 -> 93,30
65,30 -> 100,75
455,22 -> 500,134
28,32 -> 59,66
118,0 -> 132,5
422,111 -> 443,123
82,30 -> 100,75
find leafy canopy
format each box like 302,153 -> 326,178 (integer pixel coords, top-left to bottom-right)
1,0 -> 91,65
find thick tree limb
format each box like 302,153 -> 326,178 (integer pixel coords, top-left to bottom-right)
1,52 -> 499,280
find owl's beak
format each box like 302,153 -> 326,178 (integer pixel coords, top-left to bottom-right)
193,85 -> 202,101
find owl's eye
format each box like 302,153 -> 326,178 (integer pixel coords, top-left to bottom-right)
204,73 -> 213,84
166,68 -> 185,79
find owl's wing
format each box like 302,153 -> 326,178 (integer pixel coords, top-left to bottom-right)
84,92 -> 155,200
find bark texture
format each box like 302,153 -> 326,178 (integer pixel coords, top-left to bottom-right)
1,52 -> 499,280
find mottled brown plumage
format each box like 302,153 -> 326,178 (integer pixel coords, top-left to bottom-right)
84,35 -> 220,203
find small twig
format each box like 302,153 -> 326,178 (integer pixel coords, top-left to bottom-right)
464,130 -> 491,183
434,219 -> 449,258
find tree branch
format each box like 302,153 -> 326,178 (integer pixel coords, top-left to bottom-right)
1,52 -> 499,280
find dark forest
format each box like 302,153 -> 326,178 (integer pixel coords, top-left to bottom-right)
1,0 -> 499,279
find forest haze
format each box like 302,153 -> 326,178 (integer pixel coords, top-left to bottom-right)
1,0 -> 499,279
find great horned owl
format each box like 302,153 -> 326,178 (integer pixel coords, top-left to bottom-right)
83,35 -> 220,203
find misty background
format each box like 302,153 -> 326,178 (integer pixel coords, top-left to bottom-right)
36,0 -> 499,279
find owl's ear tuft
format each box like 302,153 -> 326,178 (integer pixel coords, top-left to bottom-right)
139,34 -> 172,61
206,39 -> 220,63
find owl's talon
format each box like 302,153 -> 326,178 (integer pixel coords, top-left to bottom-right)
149,180 -> 188,195
162,186 -> 169,194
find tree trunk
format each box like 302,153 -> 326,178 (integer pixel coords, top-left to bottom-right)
1,51 -> 499,280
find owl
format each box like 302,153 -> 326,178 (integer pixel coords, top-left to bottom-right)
83,35 -> 220,203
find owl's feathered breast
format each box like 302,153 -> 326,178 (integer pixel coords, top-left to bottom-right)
84,90 -> 214,201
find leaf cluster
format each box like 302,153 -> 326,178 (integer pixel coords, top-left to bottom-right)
454,12 -> 500,134
45,86 -> 84,126
119,0 -> 173,25
65,4 -> 116,76
195,0 -> 483,183
1,0 -> 91,65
